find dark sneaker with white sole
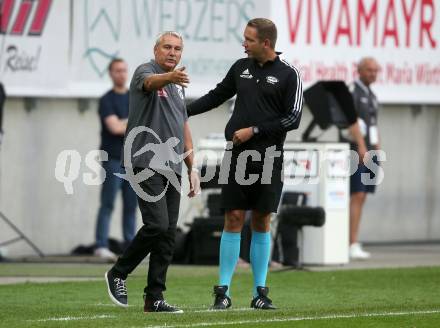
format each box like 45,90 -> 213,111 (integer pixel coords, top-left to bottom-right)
144,294 -> 183,313
212,285 -> 232,310
105,270 -> 128,308
250,286 -> 276,310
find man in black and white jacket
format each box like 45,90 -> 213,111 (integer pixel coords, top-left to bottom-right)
188,18 -> 303,310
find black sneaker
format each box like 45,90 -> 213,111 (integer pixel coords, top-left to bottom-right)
105,270 -> 128,308
212,285 -> 232,310
144,295 -> 183,313
250,286 -> 276,310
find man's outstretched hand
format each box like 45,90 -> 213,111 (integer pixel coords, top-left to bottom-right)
169,66 -> 189,88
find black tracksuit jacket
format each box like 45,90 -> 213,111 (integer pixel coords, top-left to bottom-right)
187,56 -> 303,153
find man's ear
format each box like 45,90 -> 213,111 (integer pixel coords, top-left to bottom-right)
263,39 -> 271,49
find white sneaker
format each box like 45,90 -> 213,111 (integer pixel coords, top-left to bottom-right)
349,243 -> 371,260
94,247 -> 117,261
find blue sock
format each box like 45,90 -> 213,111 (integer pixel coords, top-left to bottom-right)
250,231 -> 271,297
219,231 -> 241,296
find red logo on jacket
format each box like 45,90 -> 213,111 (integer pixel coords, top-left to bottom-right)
157,88 -> 168,98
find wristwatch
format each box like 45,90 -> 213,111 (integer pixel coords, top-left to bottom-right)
252,126 -> 259,135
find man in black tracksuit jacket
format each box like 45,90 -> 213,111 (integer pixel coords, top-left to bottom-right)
187,18 -> 303,310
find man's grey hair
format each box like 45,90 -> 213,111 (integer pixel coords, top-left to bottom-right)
155,31 -> 183,47
358,57 -> 378,70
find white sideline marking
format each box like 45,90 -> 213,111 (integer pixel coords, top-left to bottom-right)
143,309 -> 440,328
32,314 -> 115,322
193,307 -> 254,313
93,303 -> 209,309
30,309 -> 440,325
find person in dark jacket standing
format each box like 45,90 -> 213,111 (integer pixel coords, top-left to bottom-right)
187,18 -> 303,310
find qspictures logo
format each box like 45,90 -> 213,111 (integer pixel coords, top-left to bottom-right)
54,127 -> 193,203
54,125 -> 387,203
0,0 -> 52,72
116,126 -> 192,202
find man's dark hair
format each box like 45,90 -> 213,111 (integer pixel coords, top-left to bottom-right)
247,18 -> 277,49
108,58 -> 125,72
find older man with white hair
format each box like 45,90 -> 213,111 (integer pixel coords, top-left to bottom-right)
342,57 -> 381,260
104,31 -> 200,313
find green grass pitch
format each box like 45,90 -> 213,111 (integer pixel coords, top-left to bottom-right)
1,264 -> 440,327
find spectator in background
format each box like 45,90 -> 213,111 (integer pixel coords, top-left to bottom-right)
342,57 -> 381,260
94,58 -> 137,261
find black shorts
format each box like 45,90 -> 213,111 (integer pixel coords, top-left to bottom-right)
350,156 -> 380,194
220,151 -> 283,213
